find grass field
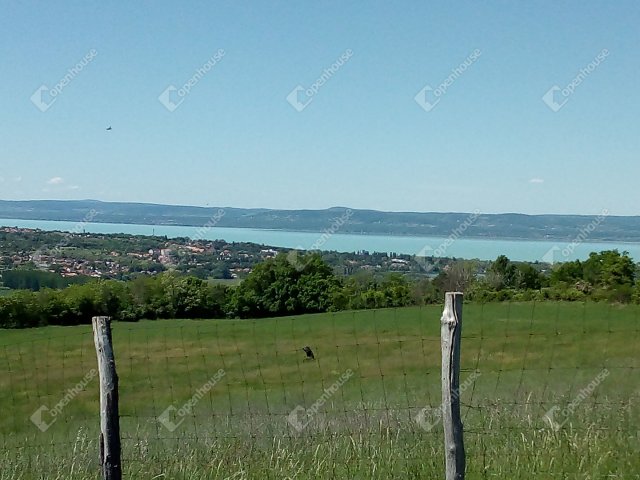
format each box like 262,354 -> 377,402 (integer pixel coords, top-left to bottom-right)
1,302 -> 639,479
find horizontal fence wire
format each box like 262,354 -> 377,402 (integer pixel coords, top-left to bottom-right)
1,302 -> 639,479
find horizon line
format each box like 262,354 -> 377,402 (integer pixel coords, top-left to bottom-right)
0,198 -> 630,218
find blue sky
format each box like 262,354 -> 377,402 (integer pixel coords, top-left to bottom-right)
1,1 -> 638,215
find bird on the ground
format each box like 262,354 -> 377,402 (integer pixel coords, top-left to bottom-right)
302,346 -> 315,360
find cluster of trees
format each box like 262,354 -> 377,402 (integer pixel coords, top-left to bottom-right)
1,269 -> 89,291
0,253 -> 418,328
1,250 -> 639,329
0,275 -> 229,328
464,251 -> 638,303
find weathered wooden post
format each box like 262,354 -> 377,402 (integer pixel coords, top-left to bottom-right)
92,316 -> 122,480
441,292 -> 465,479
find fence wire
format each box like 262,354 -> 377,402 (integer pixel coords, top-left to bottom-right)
1,301 -> 638,479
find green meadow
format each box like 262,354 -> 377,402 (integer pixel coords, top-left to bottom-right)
1,302 -> 639,479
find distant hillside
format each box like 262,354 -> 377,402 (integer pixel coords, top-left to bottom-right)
1,199 -> 639,242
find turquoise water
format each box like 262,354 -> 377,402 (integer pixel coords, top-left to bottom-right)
2,217 -> 639,262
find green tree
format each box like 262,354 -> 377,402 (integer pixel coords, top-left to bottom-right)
514,263 -> 545,290
379,273 -> 412,307
488,255 -> 517,290
583,250 -> 635,288
550,260 -> 583,284
230,253 -> 340,318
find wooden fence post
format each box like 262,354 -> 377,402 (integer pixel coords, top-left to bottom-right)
92,316 -> 122,480
441,292 -> 465,480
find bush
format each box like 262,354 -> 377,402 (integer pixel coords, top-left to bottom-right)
229,253 -> 341,318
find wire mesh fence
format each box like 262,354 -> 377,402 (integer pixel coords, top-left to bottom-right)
1,301 -> 639,479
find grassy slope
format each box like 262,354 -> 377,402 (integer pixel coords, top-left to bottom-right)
1,302 -> 639,479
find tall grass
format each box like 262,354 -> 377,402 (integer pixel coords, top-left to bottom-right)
1,303 -> 638,478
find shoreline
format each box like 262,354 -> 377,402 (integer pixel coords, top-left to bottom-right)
2,216 -> 640,245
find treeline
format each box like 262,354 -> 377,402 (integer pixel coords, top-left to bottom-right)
467,250 -> 638,303
0,253 -> 418,328
1,250 -> 639,329
1,269 -> 90,291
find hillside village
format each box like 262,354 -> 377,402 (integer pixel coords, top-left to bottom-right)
0,227 -> 455,289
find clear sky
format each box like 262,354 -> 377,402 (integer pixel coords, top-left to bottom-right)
1,1 -> 638,215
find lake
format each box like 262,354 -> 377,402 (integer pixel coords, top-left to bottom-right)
2,217 -> 639,263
